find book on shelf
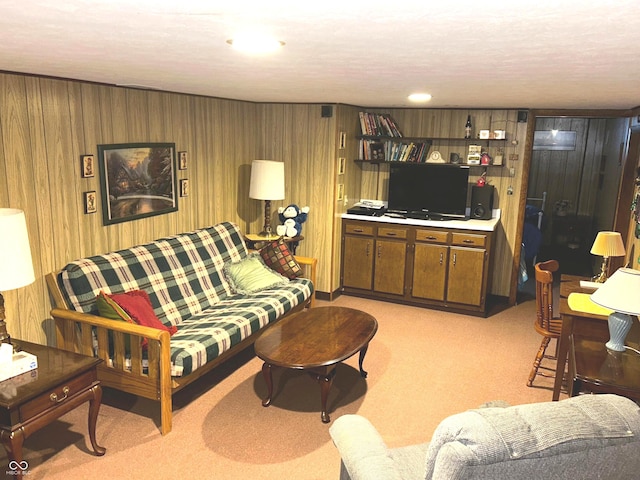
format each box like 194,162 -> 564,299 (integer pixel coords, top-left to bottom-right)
383,141 -> 430,163
357,138 -> 429,163
358,139 -> 386,161
358,112 -> 403,137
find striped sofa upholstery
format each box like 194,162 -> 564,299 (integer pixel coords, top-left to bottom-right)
57,221 -> 314,377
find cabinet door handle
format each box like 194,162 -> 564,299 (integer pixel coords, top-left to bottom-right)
426,236 -> 437,240
377,245 -> 382,257
385,232 -> 397,236
50,386 -> 70,403
463,239 -> 475,244
453,253 -> 457,266
439,252 -> 443,265
353,228 -> 364,233
366,243 -> 370,256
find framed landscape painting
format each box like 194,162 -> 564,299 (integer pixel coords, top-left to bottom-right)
97,142 -> 178,225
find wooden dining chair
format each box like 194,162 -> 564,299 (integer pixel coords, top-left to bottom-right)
527,259 -> 563,387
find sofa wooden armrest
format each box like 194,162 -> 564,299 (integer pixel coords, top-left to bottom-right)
294,255 -> 318,306
48,304 -> 174,434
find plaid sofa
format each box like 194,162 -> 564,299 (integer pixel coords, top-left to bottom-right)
57,221 -> 314,377
48,221 -> 316,434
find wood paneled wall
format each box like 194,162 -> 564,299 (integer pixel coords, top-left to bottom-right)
255,103 -> 337,297
3,71 -> 632,347
0,73 -> 260,344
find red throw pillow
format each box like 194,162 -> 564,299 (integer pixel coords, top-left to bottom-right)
107,290 -> 177,348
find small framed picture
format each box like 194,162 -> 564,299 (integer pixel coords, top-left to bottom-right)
178,151 -> 188,170
337,157 -> 346,175
180,179 -> 189,197
81,154 -> 95,178
84,191 -> 97,214
339,132 -> 347,149
337,183 -> 344,201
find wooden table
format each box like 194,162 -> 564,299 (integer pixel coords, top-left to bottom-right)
554,274 -> 640,401
0,340 -> 105,476
569,335 -> 640,400
254,306 -> 378,423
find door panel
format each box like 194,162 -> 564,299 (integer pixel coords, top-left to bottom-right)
412,243 -> 448,301
373,239 -> 406,295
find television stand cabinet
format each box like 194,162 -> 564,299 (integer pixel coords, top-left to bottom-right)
340,214 -> 499,316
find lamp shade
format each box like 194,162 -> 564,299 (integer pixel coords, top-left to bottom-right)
0,209 -> 35,291
249,160 -> 285,200
591,268 -> 640,316
590,231 -> 626,257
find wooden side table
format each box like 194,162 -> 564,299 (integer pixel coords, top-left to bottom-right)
569,334 -> 640,401
0,340 -> 105,476
553,275 -> 610,401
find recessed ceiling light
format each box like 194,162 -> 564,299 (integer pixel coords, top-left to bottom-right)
226,33 -> 285,54
408,93 -> 432,103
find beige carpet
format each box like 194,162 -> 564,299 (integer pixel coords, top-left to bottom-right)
1,294 -> 561,479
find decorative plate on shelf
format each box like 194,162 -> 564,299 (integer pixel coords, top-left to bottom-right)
427,150 -> 445,163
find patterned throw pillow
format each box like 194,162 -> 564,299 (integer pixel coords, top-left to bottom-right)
259,237 -> 303,279
96,290 -> 178,348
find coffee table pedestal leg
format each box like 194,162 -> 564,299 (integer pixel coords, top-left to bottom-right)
261,362 -> 274,407
359,344 -> 370,378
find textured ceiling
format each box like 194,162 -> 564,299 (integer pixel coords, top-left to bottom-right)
1,0 -> 639,109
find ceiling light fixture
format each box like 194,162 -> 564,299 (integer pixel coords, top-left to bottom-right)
408,93 -> 432,103
227,33 -> 285,54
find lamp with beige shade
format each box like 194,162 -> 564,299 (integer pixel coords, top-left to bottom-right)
0,208 -> 35,346
590,231 -> 626,283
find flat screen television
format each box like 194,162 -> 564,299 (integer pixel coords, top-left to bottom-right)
387,163 -> 470,219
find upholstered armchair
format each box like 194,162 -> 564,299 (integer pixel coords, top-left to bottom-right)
329,394 -> 640,480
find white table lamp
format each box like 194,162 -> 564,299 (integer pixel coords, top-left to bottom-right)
0,209 -> 36,344
590,268 -> 640,352
590,231 -> 626,283
249,160 -> 285,237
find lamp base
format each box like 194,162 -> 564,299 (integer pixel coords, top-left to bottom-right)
605,312 -> 633,352
592,258 -> 608,283
0,319 -> 20,352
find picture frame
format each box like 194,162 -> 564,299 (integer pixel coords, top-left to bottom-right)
84,191 -> 97,214
337,157 -> 346,175
97,142 -> 178,225
178,151 -> 188,170
337,183 -> 344,201
180,179 -> 189,197
339,131 -> 347,149
81,154 -> 95,178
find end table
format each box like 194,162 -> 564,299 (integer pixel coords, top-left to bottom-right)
0,340 -> 105,476
569,335 -> 640,401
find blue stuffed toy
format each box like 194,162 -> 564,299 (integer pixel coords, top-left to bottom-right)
276,204 -> 309,237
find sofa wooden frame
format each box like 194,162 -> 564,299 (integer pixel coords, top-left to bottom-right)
45,255 -> 317,436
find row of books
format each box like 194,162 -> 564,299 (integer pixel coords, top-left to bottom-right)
358,112 -> 403,137
359,139 -> 431,163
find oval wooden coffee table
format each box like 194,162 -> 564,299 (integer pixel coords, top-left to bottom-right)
254,306 -> 378,423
